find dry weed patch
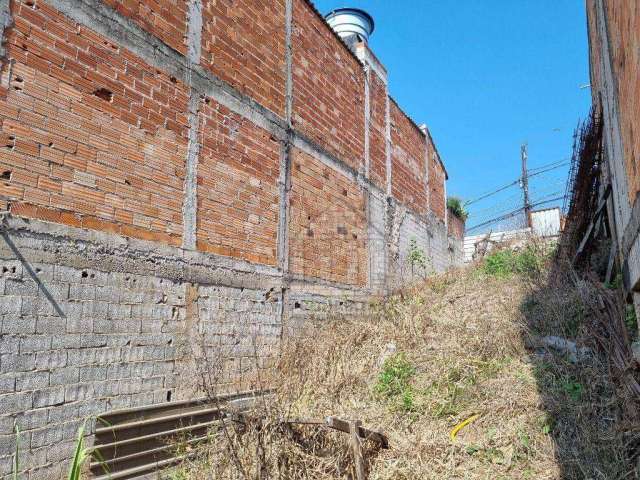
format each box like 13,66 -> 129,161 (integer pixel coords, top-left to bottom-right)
168,248 -> 639,479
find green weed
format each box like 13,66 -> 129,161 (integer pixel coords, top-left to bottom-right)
375,353 -> 417,413
12,425 -> 19,480
561,379 -> 584,401
407,238 -> 430,276
483,246 -> 543,278
604,273 -> 623,290
447,197 -> 468,221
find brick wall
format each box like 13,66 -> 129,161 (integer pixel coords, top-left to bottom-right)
201,0 -> 286,117
428,135 -> 446,221
448,210 -> 465,239
292,0 -> 365,171
586,0 -> 640,294
390,100 -> 427,215
196,97 -> 280,266
288,147 -> 367,286
369,71 -> 386,190
601,0 -> 640,202
0,228 -> 282,477
0,0 -> 458,475
0,0 -> 190,246
102,0 -> 188,54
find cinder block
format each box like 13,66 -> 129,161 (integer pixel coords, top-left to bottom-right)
0,434 -> 16,458
78,365 -> 107,383
95,285 -> 121,304
30,425 -> 63,449
47,404 -> 79,424
35,316 -> 66,334
34,351 -> 67,370
0,336 -> 18,355
0,375 -> 15,395
84,301 -> 109,321
66,349 -> 96,366
0,452 -> 12,476
2,315 -> 36,335
19,444 -> 48,469
106,304 -> 132,320
106,363 -> 131,380
69,284 -> 95,302
32,386 -> 65,408
94,348 -> 121,364
0,354 -> 35,374
65,303 -> 93,333
0,391 -> 32,415
49,367 -> 79,386
140,376 -> 163,392
15,409 -> 48,431
4,279 -> 38,297
0,296 -> 22,315
64,383 -> 92,403
45,439 -> 75,463
19,336 -> 52,354
16,371 -> 50,391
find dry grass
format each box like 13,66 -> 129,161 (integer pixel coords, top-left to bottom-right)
167,249 -> 639,480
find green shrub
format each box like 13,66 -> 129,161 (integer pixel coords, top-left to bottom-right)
482,246 -> 543,278
375,353 -> 417,412
407,238 -> 430,276
447,197 -> 468,221
483,250 -> 516,277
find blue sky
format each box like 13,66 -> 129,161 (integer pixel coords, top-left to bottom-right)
315,1 -> 591,231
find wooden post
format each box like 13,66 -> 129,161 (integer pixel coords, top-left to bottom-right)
350,420 -> 366,480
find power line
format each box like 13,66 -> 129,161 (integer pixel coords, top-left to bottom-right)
466,195 -> 566,232
528,157 -> 571,173
464,159 -> 570,207
468,179 -> 566,219
464,180 -> 520,207
528,161 -> 570,178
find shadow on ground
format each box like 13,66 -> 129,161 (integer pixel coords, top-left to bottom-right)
519,265 -> 640,480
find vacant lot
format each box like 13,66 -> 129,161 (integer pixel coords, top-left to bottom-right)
170,247 -> 639,480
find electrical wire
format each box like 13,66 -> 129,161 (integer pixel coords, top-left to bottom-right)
464,159 -> 570,207
466,195 -> 566,232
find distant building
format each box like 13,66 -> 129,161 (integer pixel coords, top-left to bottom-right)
463,207 -> 562,263
531,207 -> 562,238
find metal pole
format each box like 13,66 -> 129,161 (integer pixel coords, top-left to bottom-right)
521,143 -> 531,227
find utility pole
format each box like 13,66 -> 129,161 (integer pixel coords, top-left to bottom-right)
520,143 -> 531,227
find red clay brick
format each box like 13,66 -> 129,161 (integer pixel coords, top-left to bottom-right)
292,0 -> 365,171
390,100 -> 427,216
369,72 -> 387,190
195,97 -> 280,266
1,0 -> 189,243
427,133 -> 446,221
100,0 -> 188,54
289,147 -> 367,286
201,0 -> 286,118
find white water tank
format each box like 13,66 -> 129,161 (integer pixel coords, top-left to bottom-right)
325,8 -> 375,43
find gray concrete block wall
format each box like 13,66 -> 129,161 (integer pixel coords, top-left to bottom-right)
386,206 -> 461,288
430,217 -> 454,273
0,261 -> 187,477
368,192 -> 387,291
0,219 -> 286,478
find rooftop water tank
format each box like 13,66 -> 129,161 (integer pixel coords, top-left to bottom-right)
325,8 -> 375,43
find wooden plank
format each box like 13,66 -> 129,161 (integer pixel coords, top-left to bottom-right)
350,420 -> 366,480
605,240 -> 617,284
325,416 -> 389,449
573,186 -> 611,265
